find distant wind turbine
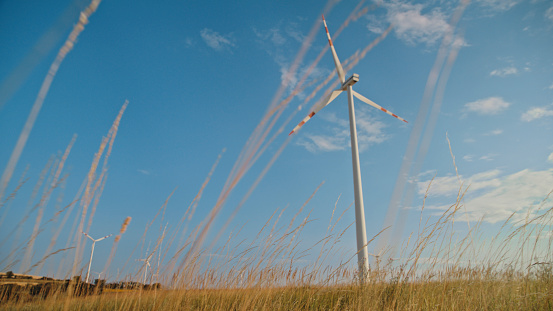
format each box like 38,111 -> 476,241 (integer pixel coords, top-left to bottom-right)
82,231 -> 112,283
137,252 -> 154,284
289,15 -> 408,281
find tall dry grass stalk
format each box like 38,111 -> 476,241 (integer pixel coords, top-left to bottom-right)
72,100 -> 128,278
0,0 -> 103,204
379,0 -> 471,254
19,135 -> 77,274
0,166 -> 29,228
102,216 -> 132,276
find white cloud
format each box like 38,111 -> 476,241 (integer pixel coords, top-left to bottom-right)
137,169 -> 151,175
547,83 -> 553,90
483,129 -> 503,136
296,106 -> 389,153
418,168 -> 553,224
463,153 -> 499,162
477,0 -> 521,12
479,154 -> 495,161
521,105 -> 553,122
184,37 -> 194,48
546,6 -> 553,21
285,22 -> 305,43
464,97 -> 511,115
418,170 -> 502,197
200,28 -> 235,51
464,138 -> 476,143
280,66 -> 297,88
297,134 -> 344,153
490,67 -> 518,77
548,152 -> 553,163
367,1 -> 451,46
418,175 -> 461,197
252,22 -> 319,91
253,27 -> 286,46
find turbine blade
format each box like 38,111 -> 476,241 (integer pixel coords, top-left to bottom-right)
323,15 -> 346,84
82,232 -> 94,241
352,90 -> 408,123
289,90 -> 342,135
96,234 -> 113,242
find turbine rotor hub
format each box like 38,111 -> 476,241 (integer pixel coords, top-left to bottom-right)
342,73 -> 359,90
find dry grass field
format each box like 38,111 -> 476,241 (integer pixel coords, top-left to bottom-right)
1,180 -> 552,310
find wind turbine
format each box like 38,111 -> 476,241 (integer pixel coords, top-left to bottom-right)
82,231 -> 112,283
137,252 -> 154,284
93,271 -> 103,281
289,16 -> 408,281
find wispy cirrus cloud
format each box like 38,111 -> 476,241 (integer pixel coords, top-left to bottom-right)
521,104 -> 553,122
296,106 -> 389,153
464,97 -> 511,115
490,66 -> 518,77
368,1 -> 452,46
418,169 -> 502,197
200,28 -> 236,51
476,0 -> 521,12
418,168 -> 553,224
253,22 -> 325,91
463,153 -> 498,162
479,154 -> 496,161
253,27 -> 286,46
545,5 -> 553,22
484,129 -> 503,136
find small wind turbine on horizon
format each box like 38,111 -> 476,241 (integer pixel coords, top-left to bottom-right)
289,15 -> 408,281
93,271 -> 103,281
82,231 -> 112,284
137,252 -> 154,285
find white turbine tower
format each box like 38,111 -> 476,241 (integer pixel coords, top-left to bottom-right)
82,232 -> 112,283
137,253 -> 154,285
289,15 -> 408,281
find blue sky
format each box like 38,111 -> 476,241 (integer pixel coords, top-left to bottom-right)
1,0 -> 552,280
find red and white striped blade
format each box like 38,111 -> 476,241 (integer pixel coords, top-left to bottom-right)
289,90 -> 343,135
322,15 -> 346,84
82,232 -> 94,241
96,234 -> 113,242
352,90 -> 408,123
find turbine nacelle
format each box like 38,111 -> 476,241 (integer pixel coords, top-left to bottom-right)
341,73 -> 359,90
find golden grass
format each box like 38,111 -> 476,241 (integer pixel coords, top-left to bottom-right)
1,275 -> 552,310
1,174 -> 551,310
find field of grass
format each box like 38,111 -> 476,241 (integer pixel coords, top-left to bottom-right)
2,274 -> 552,310
1,181 -> 552,310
